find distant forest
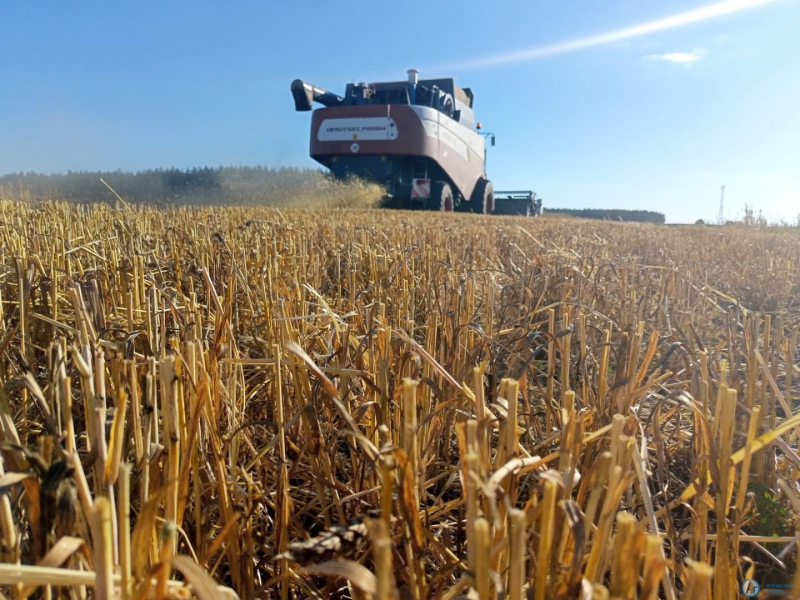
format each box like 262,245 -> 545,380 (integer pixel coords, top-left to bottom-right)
544,208 -> 666,224
0,166 -> 346,206
0,166 -> 665,222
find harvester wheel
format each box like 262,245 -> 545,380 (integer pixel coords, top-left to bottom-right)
429,181 -> 454,212
471,178 -> 495,214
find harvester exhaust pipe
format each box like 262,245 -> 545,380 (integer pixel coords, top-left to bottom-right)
407,69 -> 418,105
291,79 -> 345,111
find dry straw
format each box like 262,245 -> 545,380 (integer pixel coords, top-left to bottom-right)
0,197 -> 796,598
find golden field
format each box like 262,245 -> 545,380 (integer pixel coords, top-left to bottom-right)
0,200 -> 797,599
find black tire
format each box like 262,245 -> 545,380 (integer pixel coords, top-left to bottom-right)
428,181 -> 454,212
470,178 -> 494,214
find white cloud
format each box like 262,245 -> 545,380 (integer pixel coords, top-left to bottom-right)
423,0 -> 779,72
645,50 -> 707,63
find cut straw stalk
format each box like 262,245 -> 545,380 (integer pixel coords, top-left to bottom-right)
474,517 -> 491,600
92,498 -> 114,600
119,463 -> 132,600
714,387 -> 736,600
464,420 -> 480,579
0,564 -> 240,599
402,378 -> 420,504
273,343 -> 290,600
610,512 -> 638,599
684,560 -> 714,598
585,465 -> 622,584
535,479 -> 557,600
368,518 -> 397,600
507,508 -> 526,600
546,308 -> 556,433
0,454 -> 16,556
734,406 -> 760,555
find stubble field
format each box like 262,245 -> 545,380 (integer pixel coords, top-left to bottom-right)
0,201 -> 798,599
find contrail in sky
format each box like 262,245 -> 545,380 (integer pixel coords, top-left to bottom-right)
425,0 -> 783,72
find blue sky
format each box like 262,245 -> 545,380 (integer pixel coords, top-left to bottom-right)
1,1 -> 798,223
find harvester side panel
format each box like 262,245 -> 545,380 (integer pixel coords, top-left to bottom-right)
410,106 -> 485,203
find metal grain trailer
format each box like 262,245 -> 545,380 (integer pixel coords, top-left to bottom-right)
493,191 -> 543,216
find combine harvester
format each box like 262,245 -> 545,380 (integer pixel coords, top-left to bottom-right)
291,70 -> 542,216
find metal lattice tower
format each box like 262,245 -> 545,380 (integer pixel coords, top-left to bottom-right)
718,185 -> 725,224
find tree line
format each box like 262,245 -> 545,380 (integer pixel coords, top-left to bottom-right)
544,208 -> 666,224
0,167 -> 667,222
0,166 -> 336,206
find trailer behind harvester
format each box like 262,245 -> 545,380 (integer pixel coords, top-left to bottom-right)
493,191 -> 543,217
